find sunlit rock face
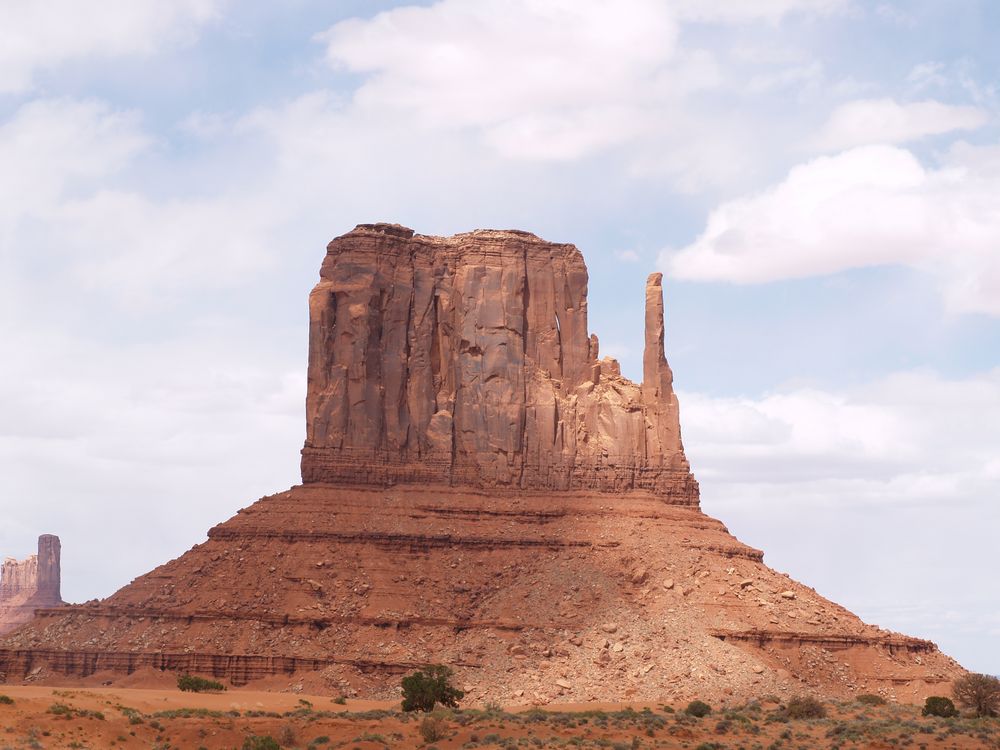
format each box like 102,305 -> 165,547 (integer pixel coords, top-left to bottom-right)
302,223 -> 697,501
0,226 -> 965,704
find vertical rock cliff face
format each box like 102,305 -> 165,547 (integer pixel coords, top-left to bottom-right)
0,535 -> 62,635
302,223 -> 698,501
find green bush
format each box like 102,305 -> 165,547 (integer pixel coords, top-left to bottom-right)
922,696 -> 959,718
0,694 -> 13,705
177,674 -> 226,693
685,700 -> 712,718
953,673 -> 1000,718
401,665 -> 464,712
856,693 -> 886,706
783,695 -> 826,719
242,735 -> 280,750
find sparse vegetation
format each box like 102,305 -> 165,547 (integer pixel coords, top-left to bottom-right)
242,735 -> 280,750
401,665 -> 464,712
953,672 -> 1000,717
0,694 -> 13,705
783,695 -> 826,719
176,674 -> 226,693
685,700 -> 712,718
419,715 -> 449,742
922,696 -> 959,717
856,693 -> 887,706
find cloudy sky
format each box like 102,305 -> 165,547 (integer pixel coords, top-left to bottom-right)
1,0 -> 997,675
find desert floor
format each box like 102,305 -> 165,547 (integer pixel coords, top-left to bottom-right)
1,685 -> 998,749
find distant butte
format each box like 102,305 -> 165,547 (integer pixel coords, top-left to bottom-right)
0,224 -> 964,703
0,535 -> 63,635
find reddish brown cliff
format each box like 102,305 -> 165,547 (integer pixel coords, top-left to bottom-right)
0,535 -> 63,635
302,224 -> 697,500
0,226 -> 964,704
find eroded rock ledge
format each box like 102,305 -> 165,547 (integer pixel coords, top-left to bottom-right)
302,223 -> 697,500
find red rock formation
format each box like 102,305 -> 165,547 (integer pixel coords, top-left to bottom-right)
0,226 -> 965,704
0,535 -> 63,635
302,224 -> 697,500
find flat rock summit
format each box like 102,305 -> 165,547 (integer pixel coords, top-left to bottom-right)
0,224 -> 963,703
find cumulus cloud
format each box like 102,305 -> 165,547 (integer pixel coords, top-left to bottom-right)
814,98 -> 988,150
0,99 -> 147,223
0,0 -> 221,94
663,143 -> 1000,315
672,0 -> 848,23
318,0 -> 684,160
0,98 -> 283,305
315,0 -> 846,168
682,369 -> 1000,494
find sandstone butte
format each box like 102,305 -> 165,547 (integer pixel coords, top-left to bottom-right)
0,535 -> 63,636
0,224 -> 964,704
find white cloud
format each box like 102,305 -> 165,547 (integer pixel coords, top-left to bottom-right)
318,0 -> 684,160
663,143 -> 1000,315
682,370 -> 1000,492
814,98 -> 988,150
0,0 -> 221,94
673,0 -> 848,23
681,370 -> 1000,674
316,0 -> 847,168
0,98 -> 283,306
0,99 -> 147,224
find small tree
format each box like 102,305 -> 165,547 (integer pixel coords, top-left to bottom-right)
953,673 -> 1000,718
401,665 -> 464,712
684,700 -> 712,717
922,696 -> 958,718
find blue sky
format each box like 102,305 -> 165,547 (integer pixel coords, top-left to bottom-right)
0,0 -> 998,676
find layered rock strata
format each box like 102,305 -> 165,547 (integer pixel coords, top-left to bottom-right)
302,225 -> 696,500
0,535 -> 63,635
0,226 -> 964,704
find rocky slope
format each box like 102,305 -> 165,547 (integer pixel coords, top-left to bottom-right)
0,225 -> 963,704
0,535 -> 63,635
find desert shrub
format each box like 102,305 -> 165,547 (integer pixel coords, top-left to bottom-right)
332,695 -> 347,705
308,736 -> 331,746
784,695 -> 826,719
242,735 -> 280,750
278,723 -> 297,746
419,715 -> 449,742
177,674 -> 226,693
401,665 -> 464,712
685,700 -> 712,718
953,673 -> 1000,717
0,695 -> 13,705
922,696 -> 959,718
856,694 -> 887,706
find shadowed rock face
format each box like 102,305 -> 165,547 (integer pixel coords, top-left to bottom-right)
0,535 -> 62,635
302,223 -> 697,500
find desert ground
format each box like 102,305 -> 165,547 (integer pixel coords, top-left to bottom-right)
1,683 -> 998,750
